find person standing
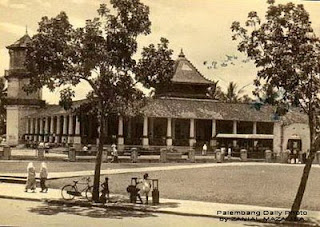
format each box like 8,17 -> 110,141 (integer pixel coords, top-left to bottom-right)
40,162 -> 48,193
137,173 -> 152,204
25,162 -> 36,193
202,143 -> 208,156
221,144 -> 226,156
227,145 -> 232,160
293,148 -> 299,164
111,143 -> 118,163
100,177 -> 110,204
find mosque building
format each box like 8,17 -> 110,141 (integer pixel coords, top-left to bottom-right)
4,34 -> 310,158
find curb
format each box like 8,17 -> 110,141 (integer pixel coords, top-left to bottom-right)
0,195 -> 317,226
0,194 -> 221,219
0,195 -> 43,203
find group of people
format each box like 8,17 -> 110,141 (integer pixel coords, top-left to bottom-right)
25,162 -> 48,193
126,173 -> 152,205
288,149 -> 305,164
202,142 -> 233,158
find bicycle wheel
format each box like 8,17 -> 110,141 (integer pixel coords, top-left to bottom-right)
85,186 -> 93,201
61,185 -> 76,200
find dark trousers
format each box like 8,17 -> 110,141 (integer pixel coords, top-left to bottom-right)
40,178 -> 47,191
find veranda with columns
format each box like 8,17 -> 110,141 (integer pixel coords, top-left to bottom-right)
25,113 -> 81,147
23,97 -> 276,157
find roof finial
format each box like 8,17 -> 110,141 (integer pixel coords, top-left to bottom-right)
25,25 -> 28,35
179,48 -> 185,58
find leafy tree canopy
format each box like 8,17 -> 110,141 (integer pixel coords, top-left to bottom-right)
135,37 -> 175,92
25,0 -> 151,116
231,0 -> 320,221
231,0 -> 320,117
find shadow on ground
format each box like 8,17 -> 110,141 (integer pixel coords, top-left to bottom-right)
29,202 -> 157,219
241,217 -> 320,227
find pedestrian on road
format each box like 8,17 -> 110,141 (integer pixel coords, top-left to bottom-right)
40,162 -> 48,193
25,162 -> 36,193
137,173 -> 152,204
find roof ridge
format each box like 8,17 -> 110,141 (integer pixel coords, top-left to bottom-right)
158,96 -> 275,107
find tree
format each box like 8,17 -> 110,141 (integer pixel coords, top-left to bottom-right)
241,94 -> 252,103
0,77 -> 7,135
253,83 -> 279,106
135,37 -> 175,94
224,82 -> 243,103
24,0 -> 154,202
231,0 -> 320,221
206,80 -> 225,101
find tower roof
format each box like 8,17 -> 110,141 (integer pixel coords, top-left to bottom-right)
172,50 -> 213,85
7,34 -> 31,49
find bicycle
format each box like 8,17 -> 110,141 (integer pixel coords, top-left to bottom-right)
61,177 -> 93,201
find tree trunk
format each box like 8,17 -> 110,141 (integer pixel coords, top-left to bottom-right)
92,110 -> 105,203
286,116 -> 316,221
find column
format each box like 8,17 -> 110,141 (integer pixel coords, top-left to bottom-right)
38,117 -> 44,142
49,116 -> 54,143
30,118 -> 34,141
127,117 -> 131,140
55,116 -> 61,144
62,115 -> 68,144
88,115 -> 92,141
189,118 -> 196,147
253,121 -> 258,147
210,119 -> 217,147
34,118 -> 38,142
142,116 -> 149,146
166,118 -> 172,146
149,117 -> 154,140
273,122 -> 282,157
68,114 -> 74,144
233,120 -> 237,147
117,116 -> 124,146
44,117 -> 49,142
73,115 -> 81,149
25,118 -> 30,141
172,119 -> 175,140
253,122 -> 257,134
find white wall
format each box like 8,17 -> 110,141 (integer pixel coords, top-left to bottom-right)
283,123 -> 310,153
6,105 -> 19,145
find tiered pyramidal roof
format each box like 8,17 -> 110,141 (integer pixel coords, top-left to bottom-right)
7,34 -> 31,49
156,49 -> 213,99
171,49 -> 213,85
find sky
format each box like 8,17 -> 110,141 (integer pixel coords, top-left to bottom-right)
0,0 -> 320,104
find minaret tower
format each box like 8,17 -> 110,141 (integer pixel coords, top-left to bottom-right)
4,33 -> 44,146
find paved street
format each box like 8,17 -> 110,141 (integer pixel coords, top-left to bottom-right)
0,198 -> 246,227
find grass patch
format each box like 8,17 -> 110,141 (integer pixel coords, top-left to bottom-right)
49,165 -> 320,211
